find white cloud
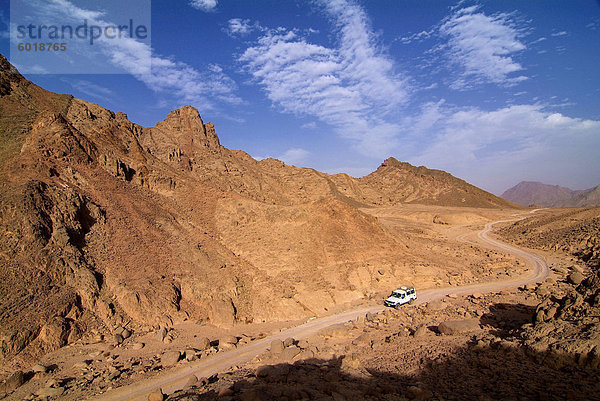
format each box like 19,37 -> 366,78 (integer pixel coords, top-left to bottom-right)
439,5 -> 528,89
227,18 -> 254,37
70,80 -> 114,102
35,0 -> 240,111
238,0 -> 408,158
301,122 -> 317,129
529,37 -> 546,45
551,31 -> 567,37
254,148 -> 311,166
279,148 -> 311,165
324,166 -> 373,178
410,104 -> 600,193
398,29 -> 435,44
189,0 -> 217,12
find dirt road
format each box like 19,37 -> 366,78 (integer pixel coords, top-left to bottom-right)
93,215 -> 549,401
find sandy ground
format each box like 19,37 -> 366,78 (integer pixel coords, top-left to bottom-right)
1,206 -> 557,401
85,208 -> 549,401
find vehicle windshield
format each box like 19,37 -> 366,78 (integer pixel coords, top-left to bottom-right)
391,291 -> 404,298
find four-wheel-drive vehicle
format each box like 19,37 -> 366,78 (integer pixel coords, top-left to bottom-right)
384,286 -> 417,308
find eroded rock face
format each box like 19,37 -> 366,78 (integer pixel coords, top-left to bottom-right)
0,180 -> 103,364
209,296 -> 236,328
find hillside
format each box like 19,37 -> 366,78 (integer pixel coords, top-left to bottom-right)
354,158 -> 516,208
0,54 -> 517,372
502,181 -> 600,207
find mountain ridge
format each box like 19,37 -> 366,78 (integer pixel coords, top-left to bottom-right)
502,181 -> 600,207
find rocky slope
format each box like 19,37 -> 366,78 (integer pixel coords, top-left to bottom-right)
497,207 -> 600,378
0,53 -> 517,374
497,207 -> 600,271
502,181 -> 600,207
355,157 -> 516,208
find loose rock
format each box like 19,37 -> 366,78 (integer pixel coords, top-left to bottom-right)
161,350 -> 181,366
438,319 -> 481,335
147,388 -> 164,401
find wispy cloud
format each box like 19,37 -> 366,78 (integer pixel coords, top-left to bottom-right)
238,0 -> 408,158
529,37 -> 546,45
226,18 -> 255,37
410,104 -> 600,193
189,0 -> 218,12
398,29 -> 435,44
254,147 -> 311,166
278,148 -> 311,165
69,80 -> 114,102
301,122 -> 317,129
438,5 -> 528,89
36,0 -> 240,111
551,31 -> 567,37
587,18 -> 600,31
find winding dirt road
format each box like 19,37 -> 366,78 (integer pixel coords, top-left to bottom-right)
93,215 -> 549,401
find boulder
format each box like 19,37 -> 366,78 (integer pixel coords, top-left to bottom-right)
156,327 -> 167,342
0,371 -> 25,393
36,387 -> 65,398
184,375 -> 198,389
161,350 -> 181,366
295,349 -> 315,361
113,333 -> 124,345
280,345 -> 301,361
221,335 -> 238,345
270,339 -> 284,355
412,325 -> 431,337
197,337 -> 211,350
185,348 -> 199,361
31,364 -> 48,373
568,272 -> 585,285
147,388 -> 164,401
438,319 -> 481,335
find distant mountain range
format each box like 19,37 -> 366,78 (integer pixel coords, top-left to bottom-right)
501,181 -> 600,207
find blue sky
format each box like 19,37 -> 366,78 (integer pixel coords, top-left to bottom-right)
1,0 -> 599,194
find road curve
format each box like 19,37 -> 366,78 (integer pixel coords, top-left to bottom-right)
93,216 -> 549,401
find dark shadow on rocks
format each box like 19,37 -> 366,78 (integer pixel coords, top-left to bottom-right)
480,302 -> 536,337
165,342 -> 600,401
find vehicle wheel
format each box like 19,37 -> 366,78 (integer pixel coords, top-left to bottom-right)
408,299 -> 414,305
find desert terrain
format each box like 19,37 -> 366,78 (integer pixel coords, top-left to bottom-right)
1,53 -> 599,401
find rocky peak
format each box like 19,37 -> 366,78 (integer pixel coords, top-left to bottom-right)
0,54 -> 25,96
376,157 -> 415,172
380,157 -> 403,168
153,105 -> 221,150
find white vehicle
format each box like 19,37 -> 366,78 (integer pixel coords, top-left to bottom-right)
384,286 -> 417,308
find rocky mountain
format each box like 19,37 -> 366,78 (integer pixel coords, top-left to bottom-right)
355,157 -> 515,208
0,54 -> 517,371
502,181 -> 600,207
